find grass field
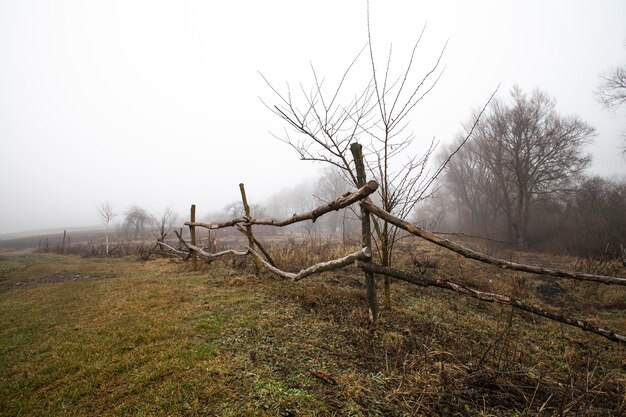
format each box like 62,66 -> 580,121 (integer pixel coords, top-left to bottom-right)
0,248 -> 625,416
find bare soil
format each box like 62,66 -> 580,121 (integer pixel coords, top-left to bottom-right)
4,272 -> 116,288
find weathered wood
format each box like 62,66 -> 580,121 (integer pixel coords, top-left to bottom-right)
350,143 -> 378,323
174,230 -> 190,250
235,224 -> 277,267
156,241 -> 188,257
185,217 -> 247,230
249,247 -> 369,281
190,204 -> 197,269
356,261 -> 626,344
187,243 -> 248,260
185,181 -> 378,230
62,230 -> 67,255
362,200 -> 626,286
240,183 -> 261,275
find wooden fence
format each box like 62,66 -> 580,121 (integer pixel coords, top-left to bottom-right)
159,143 -> 626,344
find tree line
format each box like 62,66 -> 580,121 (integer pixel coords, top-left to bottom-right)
429,87 -> 625,259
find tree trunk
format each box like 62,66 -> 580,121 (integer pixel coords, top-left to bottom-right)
105,224 -> 109,255
350,142 -> 378,323
381,221 -> 391,308
190,204 -> 197,269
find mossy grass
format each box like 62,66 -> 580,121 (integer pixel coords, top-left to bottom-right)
0,249 -> 624,416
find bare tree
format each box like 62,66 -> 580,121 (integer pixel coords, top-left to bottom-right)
124,205 -> 150,241
152,206 -> 178,246
596,65 -> 626,109
563,176 -> 626,258
97,201 -> 116,255
596,63 -> 626,153
313,167 -> 355,238
444,87 -> 595,245
438,136 -> 499,236
261,5 -> 471,307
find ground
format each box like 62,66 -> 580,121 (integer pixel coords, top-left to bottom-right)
0,248 -> 625,416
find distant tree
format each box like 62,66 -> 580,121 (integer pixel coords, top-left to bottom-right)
596,65 -> 626,109
595,63 -> 626,153
151,206 -> 178,245
225,201 -> 266,220
438,136 -> 499,236
563,176 -> 626,258
124,205 -> 150,241
97,201 -> 116,255
444,87 -> 595,245
313,167 -> 353,238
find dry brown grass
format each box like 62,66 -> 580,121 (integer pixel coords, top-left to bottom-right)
1,241 -> 625,416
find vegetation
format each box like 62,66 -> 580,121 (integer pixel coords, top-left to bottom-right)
439,87 -> 596,246
596,60 -> 626,153
1,244 -> 624,416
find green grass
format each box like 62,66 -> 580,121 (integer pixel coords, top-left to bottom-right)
0,250 -> 625,416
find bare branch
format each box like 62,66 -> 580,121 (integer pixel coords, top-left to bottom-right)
186,181 -> 378,230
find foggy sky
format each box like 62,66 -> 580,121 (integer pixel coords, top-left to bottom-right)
1,0 -> 625,235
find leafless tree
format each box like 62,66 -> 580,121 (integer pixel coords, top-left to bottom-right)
444,87 -> 595,245
438,136 -> 499,236
225,201 -> 267,220
313,167 -> 356,239
125,205 -> 150,241
597,65 -> 626,109
97,201 -> 116,255
261,4 -> 491,307
596,64 -> 626,153
563,176 -> 626,258
151,206 -> 178,245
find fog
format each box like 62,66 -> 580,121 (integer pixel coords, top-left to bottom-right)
1,0 -> 624,235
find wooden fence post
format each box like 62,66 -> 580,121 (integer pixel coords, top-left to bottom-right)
61,230 -> 67,255
190,204 -> 197,269
239,183 -> 261,276
350,142 -> 378,323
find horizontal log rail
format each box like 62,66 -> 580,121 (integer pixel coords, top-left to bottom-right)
249,247 -> 369,281
158,174 -> 625,344
185,180 -> 378,230
187,243 -> 248,260
362,200 -> 626,286
356,261 -> 626,344
181,242 -> 369,282
156,241 -> 188,256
